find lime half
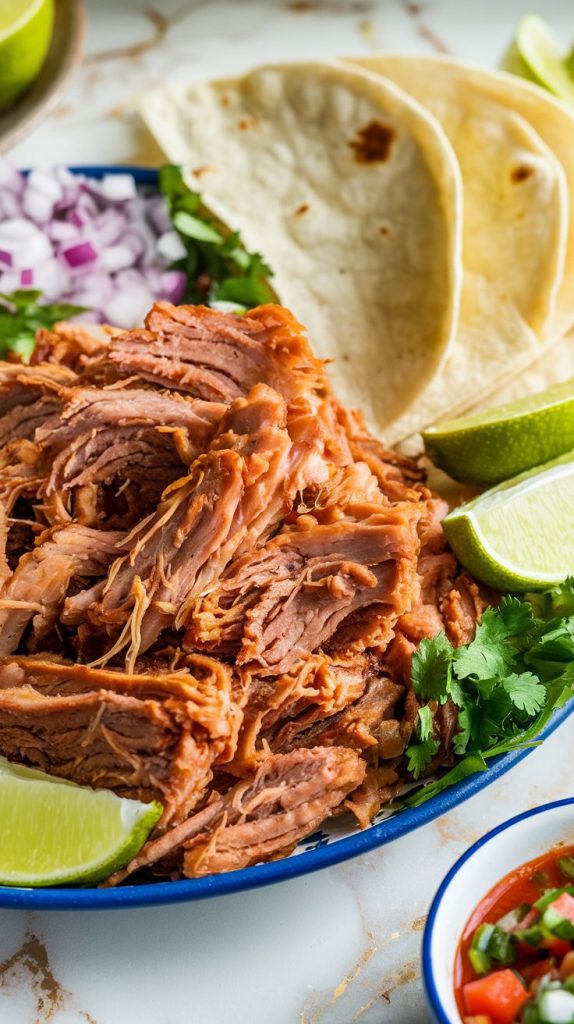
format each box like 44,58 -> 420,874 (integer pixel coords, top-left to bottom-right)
423,378 -> 574,485
443,451 -> 574,591
0,758 -> 161,887
0,0 -> 54,111
502,15 -> 574,104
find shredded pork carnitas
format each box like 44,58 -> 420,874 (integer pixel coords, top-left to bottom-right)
0,302 -> 484,882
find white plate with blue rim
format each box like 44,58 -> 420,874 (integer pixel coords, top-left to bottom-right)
1,164 -> 573,911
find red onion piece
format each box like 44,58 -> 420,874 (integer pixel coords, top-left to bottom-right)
157,230 -> 187,263
61,241 -> 98,268
35,258 -> 71,301
100,174 -> 137,202
160,270 -> 186,303
0,159 -> 24,195
0,219 -> 53,268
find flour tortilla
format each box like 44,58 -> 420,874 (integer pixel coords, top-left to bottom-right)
140,61 -> 463,432
347,56 -> 569,440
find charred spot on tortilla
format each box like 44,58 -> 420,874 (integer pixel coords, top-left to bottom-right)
511,164 -> 535,183
193,165 -> 216,179
237,116 -> 258,131
379,225 -> 390,235
294,203 -> 310,216
349,121 -> 395,163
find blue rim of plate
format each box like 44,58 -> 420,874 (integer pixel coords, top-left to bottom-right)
4,164 -> 574,909
422,796 -> 574,1024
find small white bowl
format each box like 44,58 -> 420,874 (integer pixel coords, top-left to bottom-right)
423,798 -> 574,1024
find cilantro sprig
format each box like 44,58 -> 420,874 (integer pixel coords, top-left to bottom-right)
158,164 -> 275,309
405,581 -> 574,805
0,291 -> 86,362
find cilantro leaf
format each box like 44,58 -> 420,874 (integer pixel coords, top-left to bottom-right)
405,753 -> 488,807
173,210 -> 224,245
452,702 -> 474,755
405,706 -> 440,779
406,738 -> 440,780
453,600 -> 533,680
417,704 -> 434,741
406,589 -> 574,806
0,291 -> 86,361
411,632 -> 453,702
525,619 -> 574,678
501,672 -> 547,716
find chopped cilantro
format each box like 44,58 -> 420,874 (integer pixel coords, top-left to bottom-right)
0,291 -> 86,362
405,586 -> 574,803
411,632 -> 453,702
406,706 -> 440,779
453,599 -> 533,680
501,672 -> 546,716
158,164 -> 275,308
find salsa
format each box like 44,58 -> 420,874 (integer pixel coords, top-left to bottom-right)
455,844 -> 574,1024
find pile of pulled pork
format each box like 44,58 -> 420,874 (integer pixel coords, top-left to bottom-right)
0,302 -> 484,883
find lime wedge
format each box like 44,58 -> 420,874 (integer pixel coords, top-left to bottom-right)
422,378 -> 574,485
0,757 -> 161,887
0,0 -> 54,111
502,14 -> 574,104
443,451 -> 574,590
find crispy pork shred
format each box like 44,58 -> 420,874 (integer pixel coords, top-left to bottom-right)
0,301 -> 484,883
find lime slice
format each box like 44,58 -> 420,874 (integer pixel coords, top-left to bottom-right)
443,451 -> 574,590
502,14 -> 574,104
0,0 -> 54,111
0,757 -> 161,887
422,378 -> 574,485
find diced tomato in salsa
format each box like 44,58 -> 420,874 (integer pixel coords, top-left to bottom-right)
521,957 -> 557,983
463,970 -> 529,1024
543,935 -> 572,959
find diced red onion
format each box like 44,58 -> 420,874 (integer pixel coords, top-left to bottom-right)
35,257 -> 71,301
68,271 -> 114,308
101,243 -> 137,273
0,159 -> 24,195
61,241 -> 98,268
90,208 -> 126,248
0,219 -> 52,268
47,220 -> 78,243
0,162 -> 196,329
0,270 -> 20,292
70,192 -> 98,228
105,281 -> 155,328
54,167 -> 82,211
157,230 -> 187,263
23,169 -> 64,224
124,231 -> 145,261
100,174 -> 137,202
0,193 -> 21,219
160,270 -> 187,304
146,195 -> 172,235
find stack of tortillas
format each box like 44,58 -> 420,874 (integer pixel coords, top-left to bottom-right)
140,55 -> 574,444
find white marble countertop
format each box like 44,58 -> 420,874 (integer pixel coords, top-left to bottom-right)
4,1 -> 574,1022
